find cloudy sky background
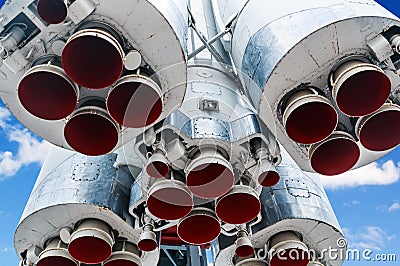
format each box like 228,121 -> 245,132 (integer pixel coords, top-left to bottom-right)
0,0 -> 399,265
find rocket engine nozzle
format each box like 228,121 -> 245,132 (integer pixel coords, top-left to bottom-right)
309,131 -> 360,176
103,241 -> 142,266
268,231 -> 309,266
147,177 -> 193,221
18,63 -> 78,120
330,60 -> 391,117
216,185 -> 260,225
356,103 -> 400,151
256,159 -> 280,187
68,219 -> 114,264
235,229 -> 255,258
64,102 -> 119,156
283,90 -> 338,144
106,74 -> 163,128
177,207 -> 221,245
62,28 -> 124,89
145,150 -> 169,178
138,223 -> 158,252
37,238 -> 77,266
37,0 -> 67,24
186,147 -> 234,199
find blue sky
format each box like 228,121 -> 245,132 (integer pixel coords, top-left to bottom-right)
0,0 -> 399,265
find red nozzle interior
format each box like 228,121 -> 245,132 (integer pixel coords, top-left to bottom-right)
177,212 -> 220,245
216,191 -> 260,224
336,70 -> 391,117
18,69 -> 77,120
62,33 -> 123,89
359,110 -> 400,151
147,186 -> 193,220
258,170 -> 280,187
68,236 -> 112,264
37,0 -> 67,24
311,137 -> 360,176
286,101 -> 337,144
138,238 -> 158,252
186,163 -> 234,199
270,248 -> 309,266
64,112 -> 118,156
146,161 -> 169,178
37,256 -> 77,266
161,226 -> 187,246
235,245 -> 255,258
107,81 -> 163,128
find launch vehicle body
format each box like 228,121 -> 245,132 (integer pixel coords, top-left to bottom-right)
0,0 -> 399,265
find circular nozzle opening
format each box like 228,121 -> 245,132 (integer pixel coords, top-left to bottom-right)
357,104 -> 400,151
177,208 -> 221,245
37,238 -> 77,266
64,105 -> 119,156
62,28 -> 124,89
269,232 -> 309,266
107,75 -> 163,128
236,245 -> 255,258
147,179 -> 193,220
146,150 -> 169,178
104,241 -> 142,266
138,230 -> 158,252
235,232 -> 254,258
256,160 -> 280,187
283,90 -> 337,144
258,170 -> 280,187
216,185 -> 260,224
68,220 -> 114,264
310,131 -> 360,176
186,148 -> 235,199
331,60 -> 391,117
37,0 -> 67,24
18,64 -> 78,120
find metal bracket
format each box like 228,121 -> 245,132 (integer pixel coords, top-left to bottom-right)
187,6 -> 237,61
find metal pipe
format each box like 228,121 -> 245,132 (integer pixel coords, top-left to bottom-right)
188,27 -> 230,60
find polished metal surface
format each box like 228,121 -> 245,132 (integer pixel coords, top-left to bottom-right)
6,1 -> 400,265
0,0 -> 189,152
216,0 -> 400,172
15,147 -> 145,262
215,147 -> 345,266
257,148 -> 340,229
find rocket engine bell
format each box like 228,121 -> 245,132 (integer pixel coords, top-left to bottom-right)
216,0 -> 400,173
0,0 -> 399,265
0,0 -> 189,156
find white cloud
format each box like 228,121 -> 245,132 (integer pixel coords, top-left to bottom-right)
388,202 -> 400,212
0,106 -> 11,128
376,204 -> 387,212
343,226 -> 396,251
312,160 -> 400,189
376,201 -> 400,212
1,247 -> 8,253
0,106 -> 50,180
343,200 -> 361,207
